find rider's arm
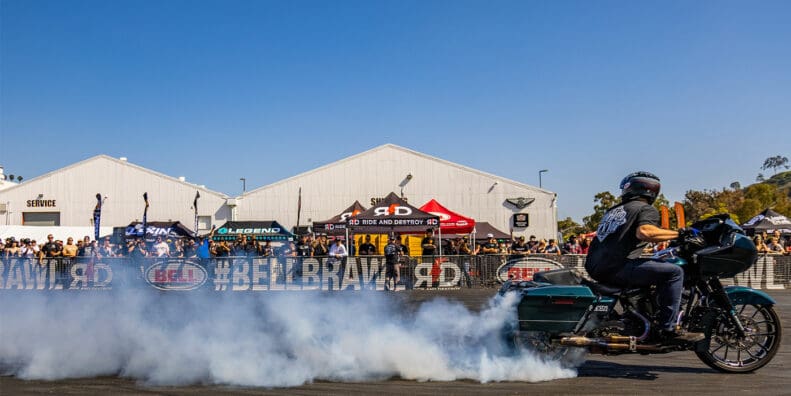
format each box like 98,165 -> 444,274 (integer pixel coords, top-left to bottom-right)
636,224 -> 679,243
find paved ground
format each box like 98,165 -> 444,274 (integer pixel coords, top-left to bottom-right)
2,289 -> 789,395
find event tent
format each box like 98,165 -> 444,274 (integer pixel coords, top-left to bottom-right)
348,192 -> 439,234
312,201 -> 366,236
742,208 -> 791,235
124,221 -> 195,241
418,199 -> 475,234
212,220 -> 295,242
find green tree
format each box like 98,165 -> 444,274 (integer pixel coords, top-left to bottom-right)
583,191 -> 618,231
558,217 -> 587,238
762,155 -> 790,175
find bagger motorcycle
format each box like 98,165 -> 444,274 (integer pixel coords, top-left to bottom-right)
500,214 -> 781,372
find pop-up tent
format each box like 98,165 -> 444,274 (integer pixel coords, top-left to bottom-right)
313,201 -> 366,236
212,220 -> 295,242
742,208 -> 791,235
125,221 -> 194,242
348,192 -> 439,234
419,199 -> 475,234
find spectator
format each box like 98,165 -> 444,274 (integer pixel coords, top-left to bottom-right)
259,240 -> 274,257
545,239 -> 562,255
457,236 -> 476,287
358,234 -> 377,255
510,235 -> 530,259
445,238 -> 459,255
41,234 -> 62,258
396,236 -> 409,256
753,235 -> 770,254
579,236 -> 591,255
128,239 -> 148,260
62,237 -> 79,258
100,238 -> 115,257
766,237 -> 784,255
564,235 -> 583,254
527,235 -> 539,252
383,236 -> 400,290
183,238 -> 196,258
313,235 -> 329,257
771,231 -> 784,249
3,239 -> 21,258
295,234 -> 312,257
20,239 -> 38,259
152,236 -> 170,257
534,239 -> 548,254
421,229 -> 437,257
328,238 -> 348,260
481,234 -> 499,255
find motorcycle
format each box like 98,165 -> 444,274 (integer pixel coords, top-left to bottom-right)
499,214 -> 782,373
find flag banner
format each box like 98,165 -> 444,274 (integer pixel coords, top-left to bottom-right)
296,187 -> 302,230
142,192 -> 149,240
193,190 -> 200,237
93,193 -> 102,240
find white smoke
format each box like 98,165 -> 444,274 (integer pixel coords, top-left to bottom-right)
0,289 -> 576,387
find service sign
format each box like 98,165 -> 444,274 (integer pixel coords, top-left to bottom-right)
496,257 -> 563,283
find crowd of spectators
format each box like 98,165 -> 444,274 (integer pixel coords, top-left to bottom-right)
3,229 -> 790,261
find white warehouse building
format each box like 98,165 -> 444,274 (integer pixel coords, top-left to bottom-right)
0,144 -> 557,240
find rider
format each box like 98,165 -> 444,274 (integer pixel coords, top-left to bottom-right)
584,171 -> 704,343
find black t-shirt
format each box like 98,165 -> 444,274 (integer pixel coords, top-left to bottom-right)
421,237 -> 436,256
359,242 -> 377,255
296,242 -> 312,257
42,241 -> 61,257
384,243 -> 399,264
511,242 -> 529,254
585,200 -> 659,282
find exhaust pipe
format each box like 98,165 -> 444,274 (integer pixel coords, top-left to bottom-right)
560,336 -> 662,353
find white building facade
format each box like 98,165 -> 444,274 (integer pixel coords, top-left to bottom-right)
0,156 -> 231,232
236,144 -> 558,240
0,145 -> 558,240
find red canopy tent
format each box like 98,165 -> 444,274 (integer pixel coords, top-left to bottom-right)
419,199 -> 475,234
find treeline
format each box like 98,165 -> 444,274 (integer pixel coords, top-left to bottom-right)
559,166 -> 791,236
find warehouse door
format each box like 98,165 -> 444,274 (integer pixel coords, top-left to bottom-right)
23,212 -> 61,226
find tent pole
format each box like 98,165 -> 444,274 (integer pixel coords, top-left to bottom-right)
438,227 -> 442,257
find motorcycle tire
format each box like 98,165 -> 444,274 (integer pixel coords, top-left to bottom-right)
695,303 -> 782,373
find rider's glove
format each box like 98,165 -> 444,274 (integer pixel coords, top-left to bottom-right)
677,227 -> 704,248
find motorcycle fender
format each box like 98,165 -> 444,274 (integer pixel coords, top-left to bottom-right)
725,285 -> 776,306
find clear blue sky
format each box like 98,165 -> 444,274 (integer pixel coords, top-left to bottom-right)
1,0 -> 789,223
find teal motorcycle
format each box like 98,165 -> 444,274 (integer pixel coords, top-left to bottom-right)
500,214 -> 781,373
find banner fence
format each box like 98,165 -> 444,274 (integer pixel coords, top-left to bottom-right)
1,254 -> 789,292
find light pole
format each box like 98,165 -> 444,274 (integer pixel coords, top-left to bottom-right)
539,169 -> 548,188
240,177 -> 246,193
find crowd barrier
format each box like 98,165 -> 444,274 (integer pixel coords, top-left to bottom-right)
1,254 -> 789,291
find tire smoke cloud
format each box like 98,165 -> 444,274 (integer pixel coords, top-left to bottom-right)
0,289 -> 576,387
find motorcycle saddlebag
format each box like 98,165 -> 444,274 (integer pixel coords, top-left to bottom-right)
516,285 -> 596,332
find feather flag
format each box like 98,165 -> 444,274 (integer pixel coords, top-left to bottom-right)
142,192 -> 149,241
296,187 -> 302,230
193,190 -> 200,237
93,193 -> 102,240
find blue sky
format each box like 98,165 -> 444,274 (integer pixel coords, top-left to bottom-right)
1,0 -> 789,223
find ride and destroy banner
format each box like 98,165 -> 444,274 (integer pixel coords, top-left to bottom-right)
1,255 -> 789,291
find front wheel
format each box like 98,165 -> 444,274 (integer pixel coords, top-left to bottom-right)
696,303 -> 782,373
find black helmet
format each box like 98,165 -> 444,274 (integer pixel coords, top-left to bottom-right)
620,171 -> 661,204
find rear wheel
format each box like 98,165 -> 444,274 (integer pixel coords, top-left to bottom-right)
696,303 -> 782,373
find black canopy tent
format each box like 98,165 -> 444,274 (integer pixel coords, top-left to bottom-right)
347,192 -> 439,234
212,221 -> 295,242
312,201 -> 367,236
124,221 -> 195,242
742,208 -> 791,235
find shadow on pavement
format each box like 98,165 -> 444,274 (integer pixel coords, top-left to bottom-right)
578,360 -> 715,380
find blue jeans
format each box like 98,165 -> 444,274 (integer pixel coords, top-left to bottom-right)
613,259 -> 684,331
